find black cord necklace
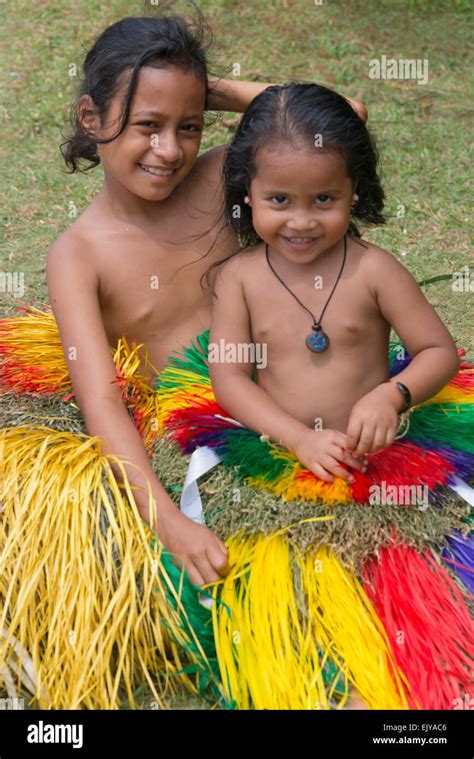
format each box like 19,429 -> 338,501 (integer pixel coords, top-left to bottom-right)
265,235 -> 347,353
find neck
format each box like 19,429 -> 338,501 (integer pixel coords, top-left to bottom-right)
94,172 -> 179,226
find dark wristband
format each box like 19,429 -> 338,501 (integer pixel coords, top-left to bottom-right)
393,381 -> 412,413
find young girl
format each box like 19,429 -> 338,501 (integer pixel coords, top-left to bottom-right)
209,83 -> 460,481
43,13 -> 368,590
203,83 -> 465,710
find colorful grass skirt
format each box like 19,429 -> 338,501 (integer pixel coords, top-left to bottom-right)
0,305 -> 473,709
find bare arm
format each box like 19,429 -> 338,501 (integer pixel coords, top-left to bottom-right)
346,248 -> 460,454
374,251 -> 460,403
206,77 -> 368,122
47,238 -> 229,587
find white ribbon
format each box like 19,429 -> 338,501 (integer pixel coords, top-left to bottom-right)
179,446 -> 222,526
179,446 -> 223,609
449,475 -> 474,507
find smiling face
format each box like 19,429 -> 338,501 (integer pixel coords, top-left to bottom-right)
93,65 -> 206,201
247,141 -> 355,264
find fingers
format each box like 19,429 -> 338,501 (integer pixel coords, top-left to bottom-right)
186,563 -> 207,588
192,541 -> 229,587
331,441 -> 368,474
348,411 -> 399,456
325,458 -> 355,483
345,97 -> 368,123
384,425 -> 397,449
372,425 -> 391,452
186,555 -> 221,588
342,449 -> 368,472
170,554 -> 207,588
318,453 -> 355,483
353,424 -> 375,456
333,431 -> 349,448
309,454 -> 369,483
171,550 -> 224,589
346,418 -> 362,454
308,461 -> 335,483
207,541 -> 230,577
357,422 -> 397,455
307,437 -> 367,483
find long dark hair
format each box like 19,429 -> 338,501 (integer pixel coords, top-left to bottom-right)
60,12 -> 213,173
223,82 -> 385,251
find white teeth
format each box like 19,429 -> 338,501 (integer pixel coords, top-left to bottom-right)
140,164 -> 174,176
288,237 -> 314,243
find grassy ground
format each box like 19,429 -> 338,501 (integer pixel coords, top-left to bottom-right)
1,0 -> 472,346
1,0 -> 472,709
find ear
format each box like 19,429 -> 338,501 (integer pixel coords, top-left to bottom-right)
77,95 -> 101,135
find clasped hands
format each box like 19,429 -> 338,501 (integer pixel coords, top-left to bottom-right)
292,384 -> 402,483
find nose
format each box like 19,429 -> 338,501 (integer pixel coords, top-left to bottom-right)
151,129 -> 182,164
287,210 -> 319,233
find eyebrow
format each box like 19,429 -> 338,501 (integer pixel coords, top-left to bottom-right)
263,187 -> 343,194
132,110 -> 204,120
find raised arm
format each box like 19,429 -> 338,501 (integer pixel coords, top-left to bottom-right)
46,238 -> 229,587
206,76 -> 368,122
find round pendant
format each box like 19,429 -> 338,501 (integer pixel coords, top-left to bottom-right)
305,325 -> 329,353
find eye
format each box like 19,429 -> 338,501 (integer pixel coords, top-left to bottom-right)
137,122 -> 160,129
270,195 -> 288,205
315,194 -> 331,204
180,124 -> 202,132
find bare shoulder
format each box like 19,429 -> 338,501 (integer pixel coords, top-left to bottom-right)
186,145 -> 227,202
46,220 -> 99,291
216,244 -> 264,283
194,144 -> 227,177
352,237 -> 415,284
353,237 -> 409,272
47,203 -> 104,260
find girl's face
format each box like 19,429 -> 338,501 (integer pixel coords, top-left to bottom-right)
92,65 -> 206,201
247,141 -> 354,264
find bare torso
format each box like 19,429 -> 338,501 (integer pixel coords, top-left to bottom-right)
240,238 -> 392,432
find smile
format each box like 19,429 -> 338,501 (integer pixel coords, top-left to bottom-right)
281,235 -> 320,250
138,163 -> 175,177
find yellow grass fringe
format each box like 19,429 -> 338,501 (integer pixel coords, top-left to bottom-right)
0,426 -> 212,709
208,529 -> 341,710
303,546 -> 411,709
0,304 -> 161,450
112,337 -> 161,450
0,305 -> 69,394
206,532 -> 411,710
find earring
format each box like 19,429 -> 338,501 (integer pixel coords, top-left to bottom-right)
244,195 -> 250,204
351,193 -> 359,208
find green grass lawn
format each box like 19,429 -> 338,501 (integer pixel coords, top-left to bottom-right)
1,0 -> 473,349
1,0 -> 472,709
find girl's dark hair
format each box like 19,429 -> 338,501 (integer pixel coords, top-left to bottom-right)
61,12 -> 212,172
223,82 -> 385,249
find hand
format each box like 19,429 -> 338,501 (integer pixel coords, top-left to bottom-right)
292,428 -> 368,483
345,97 -> 368,123
346,384 -> 401,456
156,506 -> 229,589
